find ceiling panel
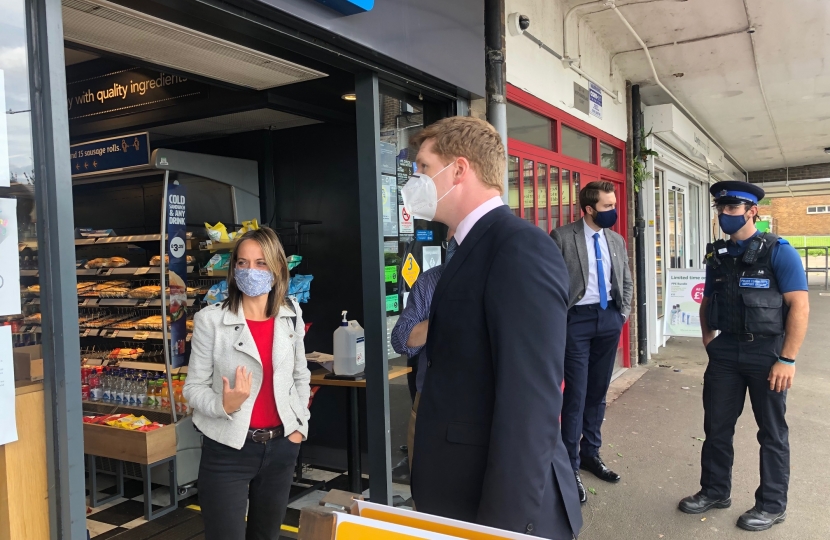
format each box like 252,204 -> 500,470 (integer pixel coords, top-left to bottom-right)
147,109 -> 321,141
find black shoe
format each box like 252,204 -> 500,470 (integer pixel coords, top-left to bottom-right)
678,492 -> 732,514
574,471 -> 587,504
579,455 -> 621,483
391,456 -> 410,485
736,507 -> 786,531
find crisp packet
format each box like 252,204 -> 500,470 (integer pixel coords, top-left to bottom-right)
137,423 -> 165,432
204,280 -> 229,304
205,222 -> 230,243
288,274 -> 314,303
205,253 -> 231,271
287,254 -> 302,271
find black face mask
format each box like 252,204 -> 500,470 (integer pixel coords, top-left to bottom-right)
591,207 -> 617,228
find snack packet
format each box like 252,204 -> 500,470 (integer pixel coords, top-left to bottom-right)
287,254 -> 302,271
204,280 -> 228,304
205,222 -> 230,243
205,253 -> 231,271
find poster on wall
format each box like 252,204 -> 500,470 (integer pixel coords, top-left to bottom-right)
663,269 -> 707,337
381,174 -> 398,237
589,83 -> 603,120
166,182 -> 188,367
0,326 -> 18,446
0,70 -> 9,188
0,198 -> 21,317
423,246 -> 442,271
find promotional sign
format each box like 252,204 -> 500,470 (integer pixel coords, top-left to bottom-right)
0,326 -> 18,446
663,269 -> 707,337
166,182 -> 188,367
381,175 -> 398,237
401,253 -> 421,288
589,83 -> 603,120
399,205 -> 414,235
66,68 -> 208,122
0,198 -> 20,317
574,82 -> 589,116
415,230 -> 433,242
423,246 -> 442,271
70,133 -> 150,177
0,70 -> 9,188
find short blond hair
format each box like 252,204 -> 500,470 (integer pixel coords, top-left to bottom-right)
412,116 -> 505,194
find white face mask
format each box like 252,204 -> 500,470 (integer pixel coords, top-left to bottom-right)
401,161 -> 456,221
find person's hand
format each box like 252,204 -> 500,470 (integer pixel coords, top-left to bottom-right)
222,366 -> 252,414
288,431 -> 303,444
768,362 -> 795,393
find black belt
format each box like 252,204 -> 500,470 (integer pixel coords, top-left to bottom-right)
723,332 -> 779,342
247,426 -> 284,443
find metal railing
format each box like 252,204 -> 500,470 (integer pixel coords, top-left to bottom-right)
795,246 -> 830,291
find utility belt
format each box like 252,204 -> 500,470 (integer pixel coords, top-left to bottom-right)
719,332 -> 780,343
247,425 -> 284,443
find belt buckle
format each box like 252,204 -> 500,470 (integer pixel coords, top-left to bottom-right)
251,429 -> 271,443
745,333 -> 754,342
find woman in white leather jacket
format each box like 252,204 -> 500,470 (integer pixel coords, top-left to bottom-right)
183,227 -> 310,540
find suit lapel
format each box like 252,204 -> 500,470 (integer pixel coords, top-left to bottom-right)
573,219 -> 590,288
429,205 -> 507,320
608,231 -> 621,296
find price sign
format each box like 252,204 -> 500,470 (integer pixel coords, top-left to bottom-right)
134,331 -> 149,341
110,330 -> 119,338
401,253 -> 421,288
81,329 -> 90,337
134,267 -> 150,275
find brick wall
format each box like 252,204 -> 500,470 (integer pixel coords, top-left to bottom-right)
758,195 -> 830,236
748,162 -> 830,183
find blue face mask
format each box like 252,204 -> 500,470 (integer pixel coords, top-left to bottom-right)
234,268 -> 273,297
592,208 -> 617,229
718,213 -> 748,235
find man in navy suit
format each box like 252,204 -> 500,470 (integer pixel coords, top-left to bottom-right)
404,117 -> 581,539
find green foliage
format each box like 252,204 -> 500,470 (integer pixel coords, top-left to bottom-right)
633,127 -> 659,193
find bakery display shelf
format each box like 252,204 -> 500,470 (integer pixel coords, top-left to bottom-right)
199,268 -> 228,277
91,233 -> 194,245
76,266 -> 195,278
78,298 -> 196,308
82,400 -> 189,418
20,270 -> 38,277
14,325 -> 41,334
78,329 -> 191,341
118,361 -> 188,374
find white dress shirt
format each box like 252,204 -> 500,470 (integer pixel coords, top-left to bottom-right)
577,225 -> 613,306
455,196 -> 505,245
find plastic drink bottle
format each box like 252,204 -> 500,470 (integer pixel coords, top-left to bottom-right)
160,380 -> 170,410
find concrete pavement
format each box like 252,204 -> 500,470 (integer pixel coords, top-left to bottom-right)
579,289 -> 830,539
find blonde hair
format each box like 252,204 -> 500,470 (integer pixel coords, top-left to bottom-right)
411,116 -> 506,194
223,227 -> 290,318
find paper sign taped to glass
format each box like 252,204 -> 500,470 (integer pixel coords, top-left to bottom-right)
664,269 -> 706,338
0,198 -> 21,317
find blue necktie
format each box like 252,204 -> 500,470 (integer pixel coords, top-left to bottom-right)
445,237 -> 458,265
593,232 -> 608,310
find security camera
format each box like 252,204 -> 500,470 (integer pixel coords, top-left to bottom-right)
508,13 -> 530,36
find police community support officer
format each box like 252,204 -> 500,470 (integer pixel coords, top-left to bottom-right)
678,181 -> 810,532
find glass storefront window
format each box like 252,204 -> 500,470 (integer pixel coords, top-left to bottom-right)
549,166 -> 560,229
654,170 -> 664,317
572,172 -> 581,222
508,155 -> 520,218
562,170 -> 571,224
600,141 -> 618,171
561,125 -> 594,163
522,158 -> 535,225
507,102 -> 552,150
537,162 -> 548,232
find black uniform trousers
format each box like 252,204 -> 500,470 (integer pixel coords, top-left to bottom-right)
701,333 -> 789,513
561,301 -> 625,470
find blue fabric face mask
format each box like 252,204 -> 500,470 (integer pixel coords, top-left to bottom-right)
718,213 -> 748,235
593,208 -> 617,229
234,268 -> 273,297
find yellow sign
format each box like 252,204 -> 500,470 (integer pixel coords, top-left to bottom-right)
401,253 -> 421,288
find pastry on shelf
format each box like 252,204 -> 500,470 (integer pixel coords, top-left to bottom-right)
128,285 -> 162,299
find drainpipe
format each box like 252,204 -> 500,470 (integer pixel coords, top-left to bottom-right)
607,1 -> 748,179
485,0 -> 509,203
632,84 -> 648,364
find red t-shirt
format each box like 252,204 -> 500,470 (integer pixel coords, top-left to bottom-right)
247,318 -> 282,429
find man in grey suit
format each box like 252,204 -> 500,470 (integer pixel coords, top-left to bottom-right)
550,180 -> 634,505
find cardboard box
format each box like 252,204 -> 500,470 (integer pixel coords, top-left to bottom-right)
318,490 -> 364,513
83,422 -> 177,465
13,345 -> 44,382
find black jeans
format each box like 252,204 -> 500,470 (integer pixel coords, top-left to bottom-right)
198,434 -> 300,540
701,333 -> 789,513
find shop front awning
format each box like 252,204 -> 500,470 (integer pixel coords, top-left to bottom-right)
751,178 -> 830,198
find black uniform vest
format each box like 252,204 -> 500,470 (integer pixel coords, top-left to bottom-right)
705,233 -> 786,335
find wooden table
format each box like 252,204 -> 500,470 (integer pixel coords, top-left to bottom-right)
309,366 -> 411,493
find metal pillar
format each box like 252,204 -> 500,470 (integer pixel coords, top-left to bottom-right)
354,71 -> 393,505
26,0 -> 88,537
485,0 -> 508,202
632,84 -> 649,365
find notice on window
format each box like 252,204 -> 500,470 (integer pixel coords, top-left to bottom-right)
0,326 -> 18,446
663,269 -> 706,337
423,246 -> 442,272
382,175 -> 398,237
0,198 -> 21,317
0,70 -> 9,188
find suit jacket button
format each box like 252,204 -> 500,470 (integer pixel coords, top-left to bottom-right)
526,524 -> 534,533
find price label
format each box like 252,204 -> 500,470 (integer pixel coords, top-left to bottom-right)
139,300 -> 151,308
110,330 -> 119,338
134,332 -> 150,341
186,333 -> 193,342
81,329 -> 91,337
134,267 -> 150,276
